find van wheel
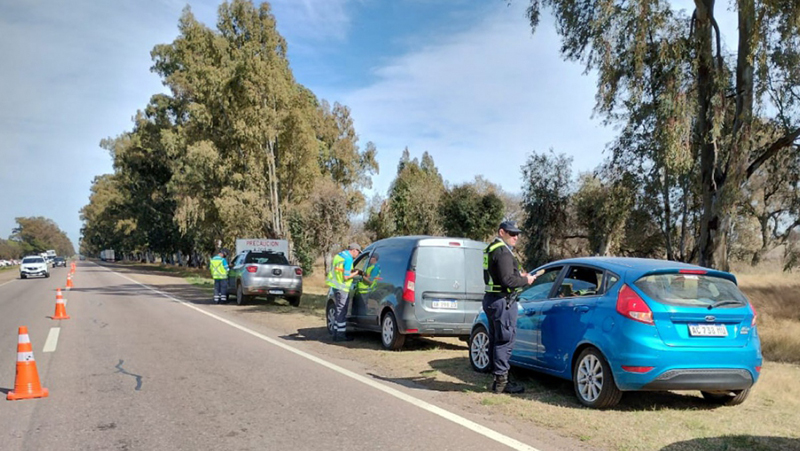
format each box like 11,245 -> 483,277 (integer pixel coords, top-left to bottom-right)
573,347 -> 622,409
326,301 -> 337,336
381,311 -> 405,351
287,296 -> 301,307
469,325 -> 492,373
701,389 -> 750,406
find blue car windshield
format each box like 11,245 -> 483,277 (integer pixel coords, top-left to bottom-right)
634,274 -> 748,307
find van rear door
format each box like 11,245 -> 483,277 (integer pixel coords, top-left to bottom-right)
414,241 -> 468,325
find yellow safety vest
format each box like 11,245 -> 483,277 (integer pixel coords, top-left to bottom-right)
326,252 -> 353,292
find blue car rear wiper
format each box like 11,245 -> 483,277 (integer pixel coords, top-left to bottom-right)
707,300 -> 746,310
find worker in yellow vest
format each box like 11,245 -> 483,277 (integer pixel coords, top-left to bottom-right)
326,243 -> 362,341
210,249 -> 230,304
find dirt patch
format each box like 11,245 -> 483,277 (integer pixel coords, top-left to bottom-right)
108,261 -> 800,451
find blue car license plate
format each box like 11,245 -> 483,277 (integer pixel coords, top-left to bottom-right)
688,324 -> 728,337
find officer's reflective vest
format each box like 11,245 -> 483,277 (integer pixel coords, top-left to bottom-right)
210,256 -> 228,280
483,239 -> 523,294
326,251 -> 353,292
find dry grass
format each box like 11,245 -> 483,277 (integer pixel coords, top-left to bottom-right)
733,267 -> 800,363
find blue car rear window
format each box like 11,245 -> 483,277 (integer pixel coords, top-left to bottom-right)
634,274 -> 748,307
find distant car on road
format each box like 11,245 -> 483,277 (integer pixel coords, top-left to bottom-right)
19,256 -> 50,279
227,251 -> 303,306
53,257 -> 67,267
468,257 -> 762,408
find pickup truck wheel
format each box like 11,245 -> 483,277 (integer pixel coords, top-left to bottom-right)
381,311 -> 405,351
236,283 -> 250,305
287,296 -> 301,307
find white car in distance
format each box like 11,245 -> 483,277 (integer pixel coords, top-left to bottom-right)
20,256 -> 50,279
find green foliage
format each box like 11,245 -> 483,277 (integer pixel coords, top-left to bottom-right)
387,149 -> 446,236
440,184 -> 504,241
520,150 -> 573,268
525,0 -> 800,269
10,217 -> 75,256
80,0 -> 378,266
573,173 -> 635,256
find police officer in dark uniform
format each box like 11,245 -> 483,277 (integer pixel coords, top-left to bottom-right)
483,220 -> 539,394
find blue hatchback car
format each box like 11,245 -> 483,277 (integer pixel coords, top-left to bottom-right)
468,257 -> 762,408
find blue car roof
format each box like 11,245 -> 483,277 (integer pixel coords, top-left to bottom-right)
542,257 -> 736,284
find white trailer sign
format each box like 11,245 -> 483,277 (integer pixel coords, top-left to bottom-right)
235,239 -> 289,258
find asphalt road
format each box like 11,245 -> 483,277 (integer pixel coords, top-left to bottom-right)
0,262 -> 582,451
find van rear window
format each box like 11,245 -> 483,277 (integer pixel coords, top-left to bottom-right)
416,247 -> 464,281
634,274 -> 748,308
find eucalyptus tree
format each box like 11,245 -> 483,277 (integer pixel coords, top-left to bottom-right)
525,0 -> 800,269
440,183 -> 505,241
387,149 -> 446,236
520,150 -> 573,267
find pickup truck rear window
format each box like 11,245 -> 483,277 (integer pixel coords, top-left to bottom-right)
245,252 -> 289,265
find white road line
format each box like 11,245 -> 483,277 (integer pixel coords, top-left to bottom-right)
43,327 -> 61,353
105,266 -> 540,451
0,279 -> 17,288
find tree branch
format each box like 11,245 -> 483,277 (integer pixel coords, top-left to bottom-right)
746,129 -> 800,179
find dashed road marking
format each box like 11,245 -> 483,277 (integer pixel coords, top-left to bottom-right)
43,327 -> 61,353
104,264 -> 541,451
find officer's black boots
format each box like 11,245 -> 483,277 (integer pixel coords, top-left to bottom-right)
333,331 -> 355,342
492,373 -> 525,394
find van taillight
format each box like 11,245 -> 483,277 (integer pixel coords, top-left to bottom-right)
402,271 -> 416,302
246,265 -> 257,273
616,284 -> 654,325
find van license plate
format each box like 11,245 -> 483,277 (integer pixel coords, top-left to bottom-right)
688,324 -> 728,337
269,289 -> 284,295
432,300 -> 457,309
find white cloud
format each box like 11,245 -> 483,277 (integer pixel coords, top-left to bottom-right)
339,2 -> 614,196
270,0 -> 356,43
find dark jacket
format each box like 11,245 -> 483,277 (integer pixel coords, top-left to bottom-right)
486,239 -> 528,293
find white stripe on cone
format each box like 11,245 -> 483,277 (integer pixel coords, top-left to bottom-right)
17,351 -> 34,361
18,334 -> 30,344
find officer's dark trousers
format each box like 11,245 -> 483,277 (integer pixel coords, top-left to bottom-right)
213,279 -> 227,303
483,293 -> 518,376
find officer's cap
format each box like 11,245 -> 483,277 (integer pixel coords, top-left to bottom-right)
499,220 -> 522,234
348,242 -> 362,252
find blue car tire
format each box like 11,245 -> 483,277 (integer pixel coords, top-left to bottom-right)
573,347 -> 623,409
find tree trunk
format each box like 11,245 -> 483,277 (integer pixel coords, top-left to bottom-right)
694,0 -> 726,270
662,166 -> 675,261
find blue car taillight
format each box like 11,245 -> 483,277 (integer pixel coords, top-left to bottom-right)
616,284 -> 654,325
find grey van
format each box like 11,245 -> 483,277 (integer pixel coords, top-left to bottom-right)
325,236 -> 486,350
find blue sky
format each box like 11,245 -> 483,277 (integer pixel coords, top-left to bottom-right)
0,0 -> 733,248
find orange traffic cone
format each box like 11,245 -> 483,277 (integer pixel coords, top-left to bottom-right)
7,326 -> 49,400
66,274 -> 73,290
50,288 -> 70,320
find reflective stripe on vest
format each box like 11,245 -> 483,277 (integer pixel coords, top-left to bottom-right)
483,239 -> 523,294
326,252 -> 352,292
210,257 -> 227,280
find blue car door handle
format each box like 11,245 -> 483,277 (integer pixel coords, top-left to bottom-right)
574,305 -> 590,313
